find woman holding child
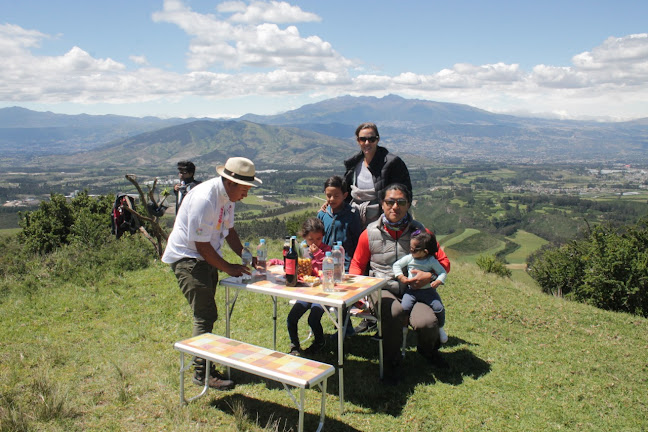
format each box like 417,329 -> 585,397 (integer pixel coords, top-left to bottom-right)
343,122 -> 412,227
349,183 -> 450,385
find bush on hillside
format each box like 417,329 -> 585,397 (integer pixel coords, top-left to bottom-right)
18,192 -> 113,254
0,233 -> 155,297
528,218 -> 648,317
476,255 -> 512,278
1,192 -> 156,297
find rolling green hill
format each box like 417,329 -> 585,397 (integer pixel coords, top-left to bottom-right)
51,120 -> 357,169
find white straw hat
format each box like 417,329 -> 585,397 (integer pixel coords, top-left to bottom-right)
216,157 -> 262,187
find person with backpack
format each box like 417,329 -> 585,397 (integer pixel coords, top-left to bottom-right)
174,160 -> 201,213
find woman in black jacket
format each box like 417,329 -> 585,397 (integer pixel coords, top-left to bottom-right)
343,122 -> 412,227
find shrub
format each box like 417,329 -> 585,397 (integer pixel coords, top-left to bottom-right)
527,242 -> 586,297
18,191 -> 113,255
528,218 -> 648,317
476,255 -> 512,278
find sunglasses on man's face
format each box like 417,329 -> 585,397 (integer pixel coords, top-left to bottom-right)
357,136 -> 378,143
383,199 -> 408,207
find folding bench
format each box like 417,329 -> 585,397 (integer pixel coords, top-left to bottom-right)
174,333 -> 335,432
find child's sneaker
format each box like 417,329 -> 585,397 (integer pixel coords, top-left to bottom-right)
288,344 -> 302,356
304,339 -> 325,355
439,327 -> 448,344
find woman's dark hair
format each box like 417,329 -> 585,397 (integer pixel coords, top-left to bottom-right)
299,217 -> 325,237
379,183 -> 412,203
412,230 -> 438,255
355,122 -> 379,138
324,175 -> 349,194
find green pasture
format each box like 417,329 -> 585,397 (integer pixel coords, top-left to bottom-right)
505,230 -> 549,265
2,253 -> 647,431
442,229 -> 506,264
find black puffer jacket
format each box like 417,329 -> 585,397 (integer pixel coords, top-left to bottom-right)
343,146 -> 412,201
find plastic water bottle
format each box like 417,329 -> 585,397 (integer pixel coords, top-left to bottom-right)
241,242 -> 253,281
332,245 -> 344,283
336,241 -> 346,267
256,238 -> 267,275
322,251 -> 335,292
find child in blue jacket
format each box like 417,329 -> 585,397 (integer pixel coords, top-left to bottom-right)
317,176 -> 363,271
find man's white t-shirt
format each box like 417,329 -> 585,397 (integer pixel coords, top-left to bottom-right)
162,177 -> 235,263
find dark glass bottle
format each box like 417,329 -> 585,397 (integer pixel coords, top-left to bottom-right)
283,236 -> 291,270
285,236 -> 298,287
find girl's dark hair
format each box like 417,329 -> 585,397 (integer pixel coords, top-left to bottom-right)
412,230 -> 438,255
299,217 -> 325,237
324,175 -> 348,193
379,183 -> 413,203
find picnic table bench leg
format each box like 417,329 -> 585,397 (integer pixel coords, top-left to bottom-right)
272,296 -> 277,351
316,379 -> 328,432
179,352 -> 209,405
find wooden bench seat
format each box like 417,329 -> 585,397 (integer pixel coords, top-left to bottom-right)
174,333 -> 335,432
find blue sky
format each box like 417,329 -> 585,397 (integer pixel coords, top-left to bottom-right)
1,0 -> 647,120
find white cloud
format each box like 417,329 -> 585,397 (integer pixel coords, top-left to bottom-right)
219,0 -> 321,24
153,0 -> 348,72
129,55 -> 149,65
0,23 -> 47,55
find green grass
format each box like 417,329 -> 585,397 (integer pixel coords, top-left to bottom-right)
0,228 -> 21,237
2,255 -> 647,431
443,230 -> 506,264
504,230 -> 549,265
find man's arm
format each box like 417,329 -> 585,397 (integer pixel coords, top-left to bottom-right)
195,239 -> 250,277
225,228 -> 243,257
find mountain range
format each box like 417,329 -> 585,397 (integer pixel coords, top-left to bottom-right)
1,95 -> 647,168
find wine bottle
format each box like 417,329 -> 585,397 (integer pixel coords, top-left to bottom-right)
285,236 -> 298,287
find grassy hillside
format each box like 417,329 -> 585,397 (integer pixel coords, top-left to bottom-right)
1,252 -> 646,431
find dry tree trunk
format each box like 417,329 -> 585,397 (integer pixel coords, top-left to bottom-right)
124,174 -> 170,258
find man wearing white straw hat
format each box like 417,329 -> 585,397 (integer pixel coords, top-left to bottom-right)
163,157 -> 262,390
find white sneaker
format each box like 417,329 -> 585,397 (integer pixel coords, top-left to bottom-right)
439,327 -> 448,344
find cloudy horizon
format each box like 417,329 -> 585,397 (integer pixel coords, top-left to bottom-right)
1,0 -> 647,121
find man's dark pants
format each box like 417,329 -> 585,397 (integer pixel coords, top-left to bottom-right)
171,258 -> 219,377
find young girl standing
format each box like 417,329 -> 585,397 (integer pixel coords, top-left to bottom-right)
317,176 -> 363,271
286,218 -> 332,356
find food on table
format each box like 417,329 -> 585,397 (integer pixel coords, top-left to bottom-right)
301,275 -> 320,285
298,258 -> 312,277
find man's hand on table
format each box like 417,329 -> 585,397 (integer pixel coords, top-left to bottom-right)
225,262 -> 252,277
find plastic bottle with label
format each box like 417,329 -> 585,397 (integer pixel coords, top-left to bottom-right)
322,251 -> 335,292
332,245 -> 344,283
256,238 -> 267,275
241,242 -> 253,281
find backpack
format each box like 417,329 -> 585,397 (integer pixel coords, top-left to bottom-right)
111,193 -> 140,238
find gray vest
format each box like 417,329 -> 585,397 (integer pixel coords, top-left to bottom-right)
366,218 -> 425,296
